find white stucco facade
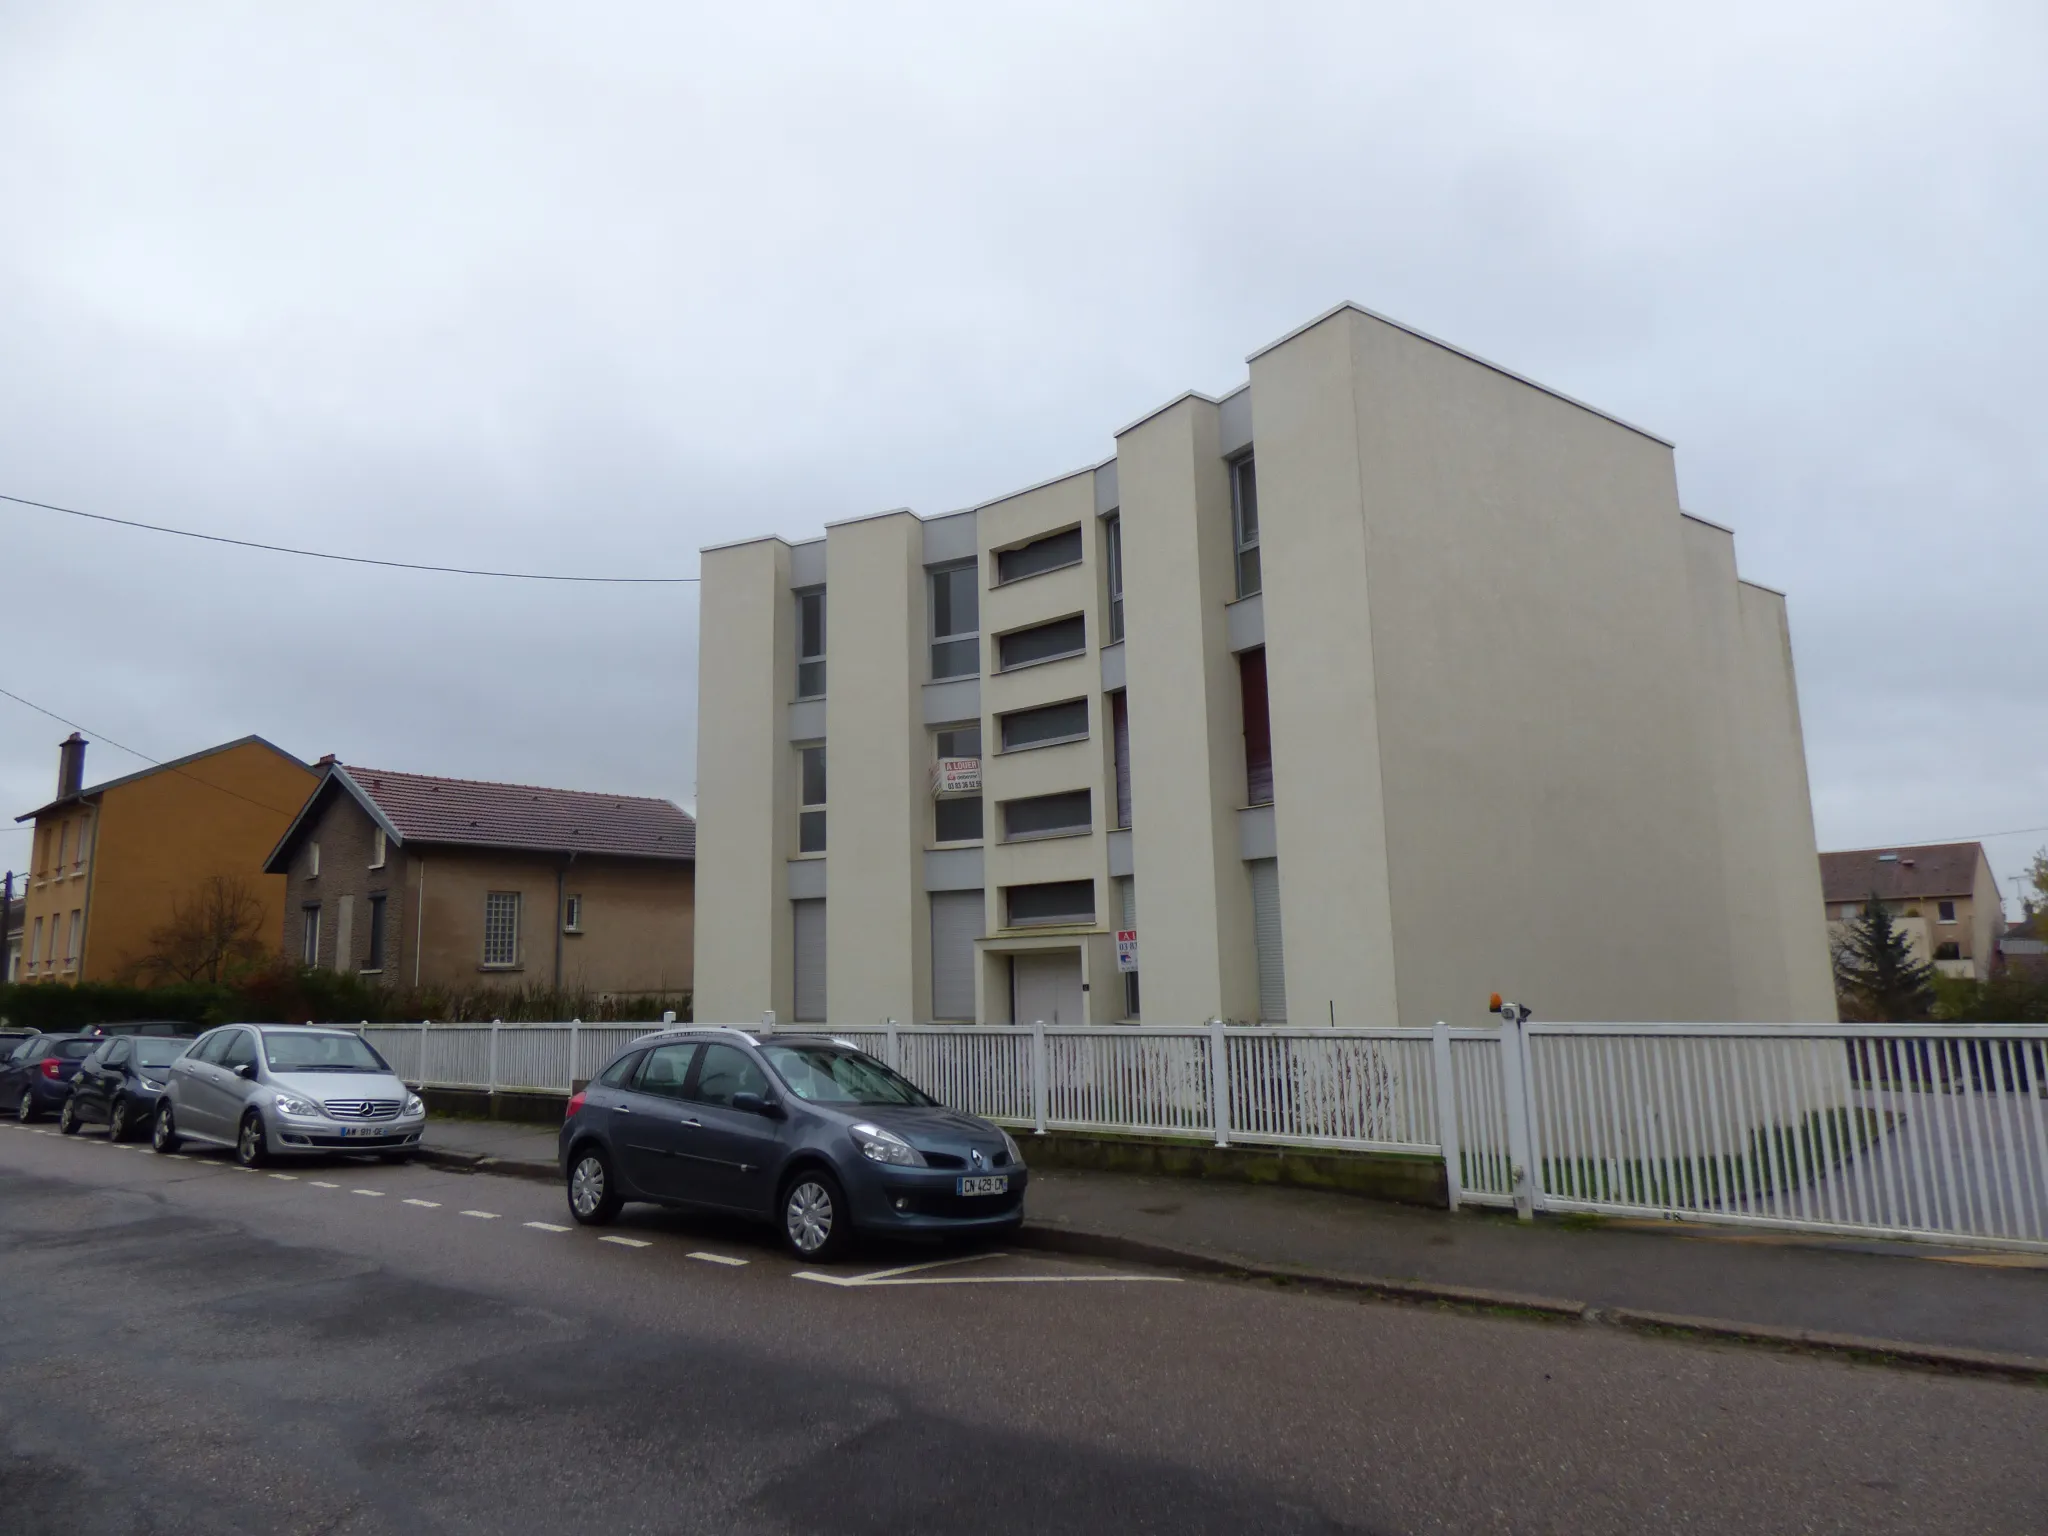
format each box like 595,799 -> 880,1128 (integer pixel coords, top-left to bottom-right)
694,302 -> 1836,1028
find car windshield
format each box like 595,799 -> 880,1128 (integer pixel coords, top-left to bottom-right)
761,1045 -> 936,1107
262,1033 -> 391,1074
134,1040 -> 192,1069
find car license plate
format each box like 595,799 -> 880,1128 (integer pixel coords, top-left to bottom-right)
340,1126 -> 379,1138
957,1175 -> 1008,1196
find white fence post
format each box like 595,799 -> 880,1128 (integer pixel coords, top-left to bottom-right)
418,1021 -> 429,1087
762,1010 -> 777,1037
1497,1015 -> 1536,1221
1208,1017 -> 1230,1147
1031,1017 -> 1048,1135
488,1021 -> 501,1096
885,1017 -> 899,1071
568,1019 -> 581,1091
1431,1020 -> 1463,1211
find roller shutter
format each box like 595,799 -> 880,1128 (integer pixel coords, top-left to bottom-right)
929,890 -> 983,1021
792,899 -> 827,1022
1248,859 -> 1287,1022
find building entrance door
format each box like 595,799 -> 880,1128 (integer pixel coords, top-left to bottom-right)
1012,949 -> 1084,1027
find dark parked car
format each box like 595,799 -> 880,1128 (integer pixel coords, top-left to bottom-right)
558,1028 -> 1027,1260
61,1035 -> 194,1141
84,1020 -> 196,1039
2,1034 -> 102,1123
0,1030 -> 34,1060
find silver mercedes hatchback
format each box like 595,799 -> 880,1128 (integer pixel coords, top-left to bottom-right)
154,1024 -> 426,1166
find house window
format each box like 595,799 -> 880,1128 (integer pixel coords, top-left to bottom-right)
798,745 -> 827,854
370,827 -> 387,869
999,698 -> 1089,752
1005,880 -> 1095,928
995,526 -> 1083,585
1938,901 -> 1957,924
795,588 -> 827,699
929,561 -> 979,680
1231,454 -> 1260,598
1001,789 -> 1092,842
997,614 -> 1086,672
483,892 -> 522,967
74,820 -> 91,869
1240,647 -> 1273,805
29,917 -> 42,971
65,910 -> 81,966
365,894 -> 387,972
935,795 -> 984,843
1104,514 -> 1124,644
57,823 -> 71,869
564,894 -> 583,933
308,842 -> 321,878
1934,941 -> 1961,960
1838,903 -> 1862,921
301,904 -> 321,966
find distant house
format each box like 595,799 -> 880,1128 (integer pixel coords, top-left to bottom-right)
264,760 -> 694,1003
1819,842 -> 2003,982
2005,920 -> 2047,981
12,733 -> 317,985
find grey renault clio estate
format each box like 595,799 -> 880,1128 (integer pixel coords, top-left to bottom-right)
558,1028 -> 1027,1260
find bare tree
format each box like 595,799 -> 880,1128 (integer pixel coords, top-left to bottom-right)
134,875 -> 272,985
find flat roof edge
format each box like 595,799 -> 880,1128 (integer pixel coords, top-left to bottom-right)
1737,578 -> 1788,598
1114,390 -> 1223,441
698,533 -> 793,557
822,507 -> 918,531
1679,510 -> 1736,536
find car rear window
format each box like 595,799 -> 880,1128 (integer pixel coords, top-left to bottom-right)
134,1039 -> 192,1068
54,1039 -> 98,1060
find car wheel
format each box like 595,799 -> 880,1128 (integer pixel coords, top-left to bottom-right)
17,1089 -> 40,1124
152,1103 -> 182,1154
58,1097 -> 81,1135
108,1098 -> 133,1143
566,1145 -> 621,1226
781,1170 -> 851,1262
235,1111 -> 270,1168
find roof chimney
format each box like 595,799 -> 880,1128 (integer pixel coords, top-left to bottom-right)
56,733 -> 87,799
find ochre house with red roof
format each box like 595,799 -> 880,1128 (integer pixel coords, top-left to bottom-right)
1819,842 -> 2004,982
264,758 -> 694,1004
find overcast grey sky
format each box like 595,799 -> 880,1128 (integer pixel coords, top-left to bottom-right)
3,3 -> 2044,913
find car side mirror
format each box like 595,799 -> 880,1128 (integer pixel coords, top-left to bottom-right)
730,1091 -> 780,1117
233,1063 -> 258,1081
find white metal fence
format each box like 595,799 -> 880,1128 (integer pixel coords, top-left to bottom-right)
363,1016 -> 2048,1253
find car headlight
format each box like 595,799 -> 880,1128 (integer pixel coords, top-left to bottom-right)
272,1093 -> 322,1119
1000,1128 -> 1025,1167
849,1122 -> 927,1167
403,1093 -> 424,1117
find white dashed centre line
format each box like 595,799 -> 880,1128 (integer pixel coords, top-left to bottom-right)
310,1180 -> 340,1188
352,1188 -> 385,1197
688,1252 -> 749,1267
269,1173 -> 298,1181
403,1198 -> 441,1208
459,1210 -> 499,1220
524,1221 -> 572,1233
599,1236 -> 651,1249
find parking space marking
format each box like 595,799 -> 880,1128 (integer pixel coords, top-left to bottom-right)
688,1251 -> 749,1267
459,1210 -> 499,1220
310,1180 -> 340,1188
403,1198 -> 441,1208
599,1235 -> 652,1249
525,1221 -> 572,1233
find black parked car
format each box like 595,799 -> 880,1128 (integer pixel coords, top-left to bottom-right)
2,1034 -> 102,1123
62,1035 -> 194,1141
559,1028 -> 1027,1260
0,1030 -> 34,1060
84,1020 -> 197,1039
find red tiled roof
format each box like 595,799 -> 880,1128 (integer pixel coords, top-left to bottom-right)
342,765 -> 693,861
1819,843 -> 1982,904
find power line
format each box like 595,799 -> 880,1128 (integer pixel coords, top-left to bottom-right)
1,491 -> 701,583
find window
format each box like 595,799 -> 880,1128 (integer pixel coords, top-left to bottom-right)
792,899 -> 826,1022
633,1042 -> 699,1099
1005,879 -> 1095,927
689,1043 -> 771,1107
929,561 -> 979,680
999,698 -> 1089,752
798,745 -> 827,854
65,910 -> 81,966
1249,858 -> 1287,1021
597,1050 -> 645,1088
57,824 -> 70,869
370,827 -> 387,869
1116,874 -> 1139,1019
563,894 -> 583,933
220,1030 -> 258,1073
997,614 -> 1086,672
1938,901 -> 1957,924
483,891 -> 522,967
995,525 -> 1083,585
795,587 -> 826,698
1837,903 -> 1862,921
1934,941 -> 1961,961
193,1030 -> 234,1065
1111,691 -> 1132,828
1001,789 -> 1092,842
301,904 -> 321,966
935,795 -> 983,843
936,723 -> 982,759
74,820 -> 90,869
1104,514 -> 1124,643
929,890 -> 982,1020
1240,647 -> 1272,805
1231,454 -> 1260,598
365,893 -> 387,972
308,841 -> 321,878
28,917 -> 42,972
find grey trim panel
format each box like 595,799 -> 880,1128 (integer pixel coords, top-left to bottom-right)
922,510 -> 978,565
923,677 -> 981,726
1099,641 -> 1126,691
787,857 -> 827,899
789,540 -> 826,587
1238,804 -> 1277,862
923,846 -> 986,892
1094,461 -> 1119,516
1226,593 -> 1265,654
1218,386 -> 1253,457
1107,829 -> 1134,878
787,698 -> 827,741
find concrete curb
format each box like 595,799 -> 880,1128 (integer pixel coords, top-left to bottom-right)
418,1146 -> 558,1185
1602,1308 -> 2048,1382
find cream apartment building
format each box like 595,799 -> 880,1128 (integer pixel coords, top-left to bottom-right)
693,303 -> 1837,1029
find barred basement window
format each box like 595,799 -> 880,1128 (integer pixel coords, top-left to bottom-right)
483,891 -> 521,967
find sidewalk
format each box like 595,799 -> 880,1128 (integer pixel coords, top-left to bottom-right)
422,1117 -> 2048,1373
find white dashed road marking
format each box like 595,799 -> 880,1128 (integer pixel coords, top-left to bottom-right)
599,1236 -> 651,1249
403,1198 -> 441,1208
352,1189 -> 385,1198
688,1252 -> 749,1267
459,1210 -> 499,1220
310,1180 -> 340,1188
269,1173 -> 298,1181
524,1221 -> 572,1233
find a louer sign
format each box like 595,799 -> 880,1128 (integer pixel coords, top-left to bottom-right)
933,756 -> 981,794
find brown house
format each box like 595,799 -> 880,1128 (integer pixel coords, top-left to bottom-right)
1820,842 -> 2004,982
264,760 -> 694,1003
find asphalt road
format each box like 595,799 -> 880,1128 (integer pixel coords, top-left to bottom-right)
2,1120 -> 2044,1535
